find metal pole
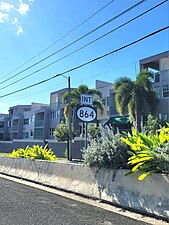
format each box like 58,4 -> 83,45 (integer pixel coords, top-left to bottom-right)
68,76 -> 72,161
85,122 -> 88,149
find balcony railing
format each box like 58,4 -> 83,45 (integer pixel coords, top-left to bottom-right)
35,119 -> 44,127
0,128 -> 4,132
160,69 -> 169,81
12,126 -> 18,132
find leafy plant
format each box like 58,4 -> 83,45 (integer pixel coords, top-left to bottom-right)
121,125 -> 169,180
88,125 -> 101,140
9,145 -> 56,161
142,114 -> 166,134
83,126 -> 129,169
114,70 -> 158,132
62,84 -> 104,118
54,121 -> 69,142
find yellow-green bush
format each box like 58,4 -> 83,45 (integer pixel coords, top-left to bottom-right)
121,125 -> 169,180
9,145 -> 56,161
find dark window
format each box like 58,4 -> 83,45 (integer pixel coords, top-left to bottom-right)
24,118 -> 30,125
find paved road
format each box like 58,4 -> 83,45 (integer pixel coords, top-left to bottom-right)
0,177 -> 155,225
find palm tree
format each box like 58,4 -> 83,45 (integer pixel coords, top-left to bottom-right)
113,69 -> 158,132
62,84 -> 104,118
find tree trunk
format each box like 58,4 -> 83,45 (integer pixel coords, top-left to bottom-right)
135,105 -> 141,132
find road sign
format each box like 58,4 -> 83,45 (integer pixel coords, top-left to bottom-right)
80,94 -> 93,105
76,105 -> 97,123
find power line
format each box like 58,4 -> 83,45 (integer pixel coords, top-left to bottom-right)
0,26 -> 168,99
0,0 -> 115,81
0,0 -> 148,86
3,61 -> 136,102
1,0 -> 164,90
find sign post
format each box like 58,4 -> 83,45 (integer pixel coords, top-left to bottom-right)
76,94 -> 97,149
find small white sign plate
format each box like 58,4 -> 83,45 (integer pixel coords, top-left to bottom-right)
80,94 -> 93,105
77,106 -> 96,122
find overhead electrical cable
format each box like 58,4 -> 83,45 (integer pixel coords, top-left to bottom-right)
4,62 -> 136,102
0,0 -> 147,86
0,0 -> 167,90
0,0 -> 116,80
0,26 -> 168,99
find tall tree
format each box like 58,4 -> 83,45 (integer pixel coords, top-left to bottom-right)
62,84 -> 104,118
113,69 -> 158,132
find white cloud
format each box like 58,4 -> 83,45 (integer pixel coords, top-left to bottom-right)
0,0 -> 34,35
16,25 -> 23,35
18,2 -> 29,15
0,102 -> 6,106
0,11 -> 8,23
0,2 -> 15,12
12,17 -> 18,24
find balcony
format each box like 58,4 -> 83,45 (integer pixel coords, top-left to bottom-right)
35,119 -> 44,127
12,126 -> 18,132
50,103 -> 57,110
0,127 -> 4,132
34,128 -> 43,139
160,69 -> 169,82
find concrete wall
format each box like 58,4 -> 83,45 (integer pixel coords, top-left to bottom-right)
0,157 -> 168,221
0,139 -> 84,159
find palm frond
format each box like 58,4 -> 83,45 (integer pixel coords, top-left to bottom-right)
78,85 -> 89,94
93,99 -> 104,114
62,92 -> 69,104
88,89 -> 102,98
113,77 -> 133,90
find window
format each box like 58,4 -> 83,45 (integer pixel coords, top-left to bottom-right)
50,111 -> 57,119
162,113 -> 169,122
24,118 -> 30,125
30,130 -> 33,136
153,86 -> 160,99
31,115 -> 35,122
24,108 -> 31,112
102,97 -> 109,106
50,128 -> 55,136
23,132 -> 29,139
8,121 -> 12,127
153,73 -> 160,83
162,85 -> 169,98
10,109 -> 13,115
34,128 -> 43,139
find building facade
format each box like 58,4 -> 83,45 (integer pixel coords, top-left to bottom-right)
49,88 -> 69,139
95,80 -> 113,125
0,114 -> 9,140
140,51 -> 169,122
7,103 -> 49,140
1,51 -> 168,140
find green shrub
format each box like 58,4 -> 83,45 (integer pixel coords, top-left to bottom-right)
121,125 -> 169,180
141,114 -> 166,134
9,145 -> 56,161
82,126 -> 129,169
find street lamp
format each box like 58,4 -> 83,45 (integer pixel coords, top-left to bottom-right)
61,75 -> 72,161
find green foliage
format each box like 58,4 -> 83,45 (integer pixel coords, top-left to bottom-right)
9,145 -> 56,161
88,125 -> 101,140
83,126 -> 129,169
62,84 -> 104,118
142,114 -> 166,134
54,121 -> 69,142
113,70 -> 158,131
54,121 -> 78,142
121,126 -> 169,180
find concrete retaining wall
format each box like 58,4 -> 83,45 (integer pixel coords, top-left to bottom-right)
0,139 -> 84,159
0,157 -> 168,221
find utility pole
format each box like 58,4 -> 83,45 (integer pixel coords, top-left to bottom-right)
68,76 -> 72,161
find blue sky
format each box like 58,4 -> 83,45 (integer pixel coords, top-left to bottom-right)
0,0 -> 168,113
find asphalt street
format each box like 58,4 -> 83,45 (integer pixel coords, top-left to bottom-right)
0,177 -> 162,225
